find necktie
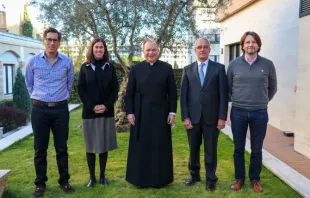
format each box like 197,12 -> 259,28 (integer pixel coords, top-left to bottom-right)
199,63 -> 205,86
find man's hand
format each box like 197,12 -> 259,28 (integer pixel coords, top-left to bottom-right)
127,114 -> 135,126
183,118 -> 193,130
167,114 -> 175,125
217,119 -> 226,130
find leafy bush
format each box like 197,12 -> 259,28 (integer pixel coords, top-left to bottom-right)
0,106 -> 27,133
0,99 -> 14,108
173,69 -> 183,98
68,72 -> 81,104
13,68 -> 31,117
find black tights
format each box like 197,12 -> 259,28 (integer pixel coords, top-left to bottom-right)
86,152 -> 108,180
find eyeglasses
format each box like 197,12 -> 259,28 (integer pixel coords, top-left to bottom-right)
45,38 -> 59,43
196,46 -> 209,50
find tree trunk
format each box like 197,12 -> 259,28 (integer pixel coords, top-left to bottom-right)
115,75 -> 130,132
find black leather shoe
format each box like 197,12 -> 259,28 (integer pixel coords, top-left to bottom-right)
33,185 -> 45,197
60,183 -> 74,194
185,177 -> 201,186
100,178 -> 109,186
206,183 -> 216,191
86,178 -> 96,188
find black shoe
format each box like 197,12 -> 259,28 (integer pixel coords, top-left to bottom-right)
206,183 -> 216,191
185,177 -> 201,186
33,185 -> 45,197
86,178 -> 96,188
100,178 -> 109,186
60,183 -> 74,194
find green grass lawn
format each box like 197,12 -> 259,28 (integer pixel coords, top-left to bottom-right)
0,107 -> 301,198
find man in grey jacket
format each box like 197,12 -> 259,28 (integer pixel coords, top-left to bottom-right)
227,31 -> 277,193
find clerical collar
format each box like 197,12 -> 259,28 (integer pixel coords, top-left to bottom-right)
147,61 -> 157,67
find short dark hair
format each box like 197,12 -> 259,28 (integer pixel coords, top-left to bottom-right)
86,38 -> 109,64
43,28 -> 62,40
240,31 -> 262,53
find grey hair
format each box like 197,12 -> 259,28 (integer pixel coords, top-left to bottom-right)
142,38 -> 158,48
194,38 -> 210,48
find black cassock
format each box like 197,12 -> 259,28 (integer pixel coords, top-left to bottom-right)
125,60 -> 177,187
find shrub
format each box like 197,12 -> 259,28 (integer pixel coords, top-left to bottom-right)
68,72 -> 81,104
0,106 -> 27,133
13,67 -> 31,117
173,69 -> 183,98
0,99 -> 14,108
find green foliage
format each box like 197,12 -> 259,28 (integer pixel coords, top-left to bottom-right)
68,72 -> 81,104
22,21 -> 33,38
173,60 -> 179,69
173,69 -> 183,98
23,4 -> 30,21
21,4 -> 33,38
116,56 -> 144,67
13,68 -> 31,117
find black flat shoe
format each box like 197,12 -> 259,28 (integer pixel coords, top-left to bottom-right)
60,183 -> 74,194
86,178 -> 96,188
185,177 -> 201,186
206,183 -> 216,191
100,178 -> 109,186
33,185 -> 45,197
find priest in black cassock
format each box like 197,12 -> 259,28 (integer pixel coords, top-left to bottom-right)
125,39 -> 178,188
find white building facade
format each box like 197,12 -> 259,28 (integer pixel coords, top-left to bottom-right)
0,31 -> 43,100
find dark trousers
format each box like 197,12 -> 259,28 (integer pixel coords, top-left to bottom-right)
230,106 -> 268,182
187,119 -> 219,184
32,103 -> 70,186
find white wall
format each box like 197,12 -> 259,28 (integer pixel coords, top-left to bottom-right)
220,0 -> 300,132
294,14 -> 310,158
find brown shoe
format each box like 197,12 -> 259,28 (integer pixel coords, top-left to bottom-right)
251,181 -> 263,193
231,180 -> 244,191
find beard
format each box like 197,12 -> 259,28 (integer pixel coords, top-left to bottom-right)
246,49 -> 257,55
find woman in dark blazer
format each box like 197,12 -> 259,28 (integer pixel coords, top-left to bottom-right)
78,38 -> 119,187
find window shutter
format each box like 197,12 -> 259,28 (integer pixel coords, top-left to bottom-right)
300,0 -> 310,17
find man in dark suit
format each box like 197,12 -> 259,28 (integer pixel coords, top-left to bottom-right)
180,38 -> 228,191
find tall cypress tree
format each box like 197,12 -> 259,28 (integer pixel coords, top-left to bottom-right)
21,4 -> 33,38
13,67 -> 31,117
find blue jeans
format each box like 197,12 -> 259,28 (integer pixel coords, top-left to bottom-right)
230,106 -> 268,182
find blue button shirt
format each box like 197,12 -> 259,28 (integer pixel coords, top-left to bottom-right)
25,52 -> 74,102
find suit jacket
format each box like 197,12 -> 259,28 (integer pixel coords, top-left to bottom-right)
78,62 -> 119,119
180,60 -> 228,125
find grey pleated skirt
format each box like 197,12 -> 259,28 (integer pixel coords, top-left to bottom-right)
82,117 -> 117,154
